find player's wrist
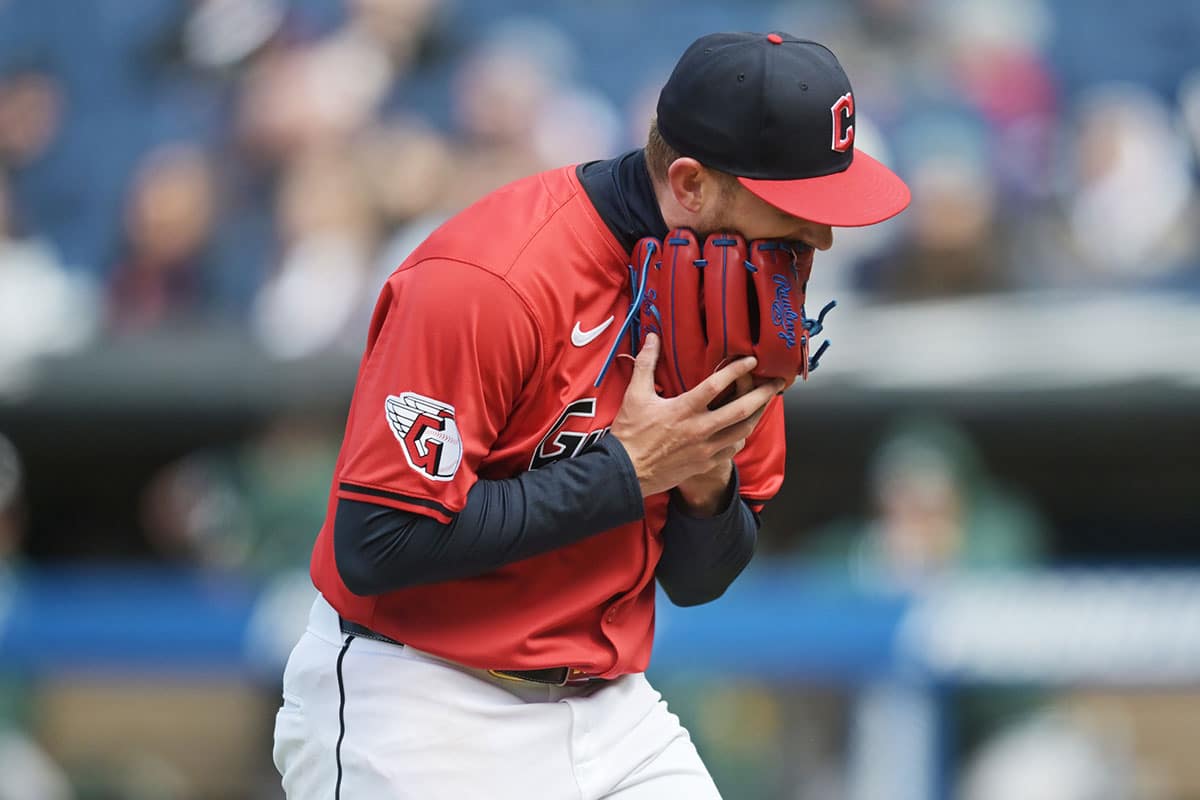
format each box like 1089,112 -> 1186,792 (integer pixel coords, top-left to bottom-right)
672,460 -> 735,517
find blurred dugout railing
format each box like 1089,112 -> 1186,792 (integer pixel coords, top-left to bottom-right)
2,567 -> 1200,800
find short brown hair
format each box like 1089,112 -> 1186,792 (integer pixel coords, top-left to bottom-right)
645,117 -> 738,194
645,117 -> 681,184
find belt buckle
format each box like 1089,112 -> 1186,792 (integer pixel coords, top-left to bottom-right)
488,667 -> 580,687
488,669 -> 534,684
564,668 -> 594,685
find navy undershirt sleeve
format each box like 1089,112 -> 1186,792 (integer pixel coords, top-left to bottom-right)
655,469 -> 760,607
335,434 -> 759,602
334,435 -> 644,596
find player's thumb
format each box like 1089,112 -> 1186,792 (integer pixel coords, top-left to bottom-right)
632,333 -> 660,391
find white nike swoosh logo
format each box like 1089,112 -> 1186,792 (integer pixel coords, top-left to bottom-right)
571,316 -> 615,347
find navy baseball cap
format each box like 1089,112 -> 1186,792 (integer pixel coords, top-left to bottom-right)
656,32 -> 911,227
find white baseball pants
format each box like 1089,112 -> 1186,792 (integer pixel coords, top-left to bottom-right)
273,596 -> 721,799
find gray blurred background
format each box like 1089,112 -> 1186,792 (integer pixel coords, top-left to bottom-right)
0,0 -> 1198,798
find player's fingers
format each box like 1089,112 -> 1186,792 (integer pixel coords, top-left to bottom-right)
704,373 -> 753,413
630,334 -> 660,394
742,397 -> 772,429
687,355 -> 757,410
710,413 -> 764,455
706,380 -> 783,431
731,373 -> 754,400
710,405 -> 764,446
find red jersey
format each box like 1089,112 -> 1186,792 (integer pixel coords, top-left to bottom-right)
310,165 -> 786,679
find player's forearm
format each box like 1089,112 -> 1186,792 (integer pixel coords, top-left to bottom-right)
655,467 -> 758,607
334,435 -> 644,596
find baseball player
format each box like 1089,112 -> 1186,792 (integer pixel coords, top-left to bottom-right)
274,31 -> 909,799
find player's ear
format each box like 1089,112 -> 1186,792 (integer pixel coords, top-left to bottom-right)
666,157 -> 707,214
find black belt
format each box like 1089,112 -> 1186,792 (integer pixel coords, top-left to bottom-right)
338,618 -> 595,687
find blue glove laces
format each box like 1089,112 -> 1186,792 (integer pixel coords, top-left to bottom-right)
803,299 -> 837,373
594,239 -> 656,387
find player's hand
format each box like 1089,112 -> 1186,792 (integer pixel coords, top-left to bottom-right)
672,371 -> 762,515
610,334 -> 783,498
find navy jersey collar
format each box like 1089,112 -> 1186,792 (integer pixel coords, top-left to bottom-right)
576,149 -> 668,254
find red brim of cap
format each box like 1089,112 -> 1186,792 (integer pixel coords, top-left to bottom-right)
738,149 -> 911,227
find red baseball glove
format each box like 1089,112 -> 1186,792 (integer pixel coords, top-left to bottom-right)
632,228 -> 835,397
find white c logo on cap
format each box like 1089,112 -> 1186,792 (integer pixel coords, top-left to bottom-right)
831,92 -> 855,153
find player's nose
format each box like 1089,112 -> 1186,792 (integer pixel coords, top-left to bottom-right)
807,224 -> 833,251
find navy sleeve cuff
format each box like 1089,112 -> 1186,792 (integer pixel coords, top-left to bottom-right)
656,467 -> 758,607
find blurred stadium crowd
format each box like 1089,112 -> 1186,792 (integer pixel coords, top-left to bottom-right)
1,0 -> 1200,375
1,0 -> 1199,798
